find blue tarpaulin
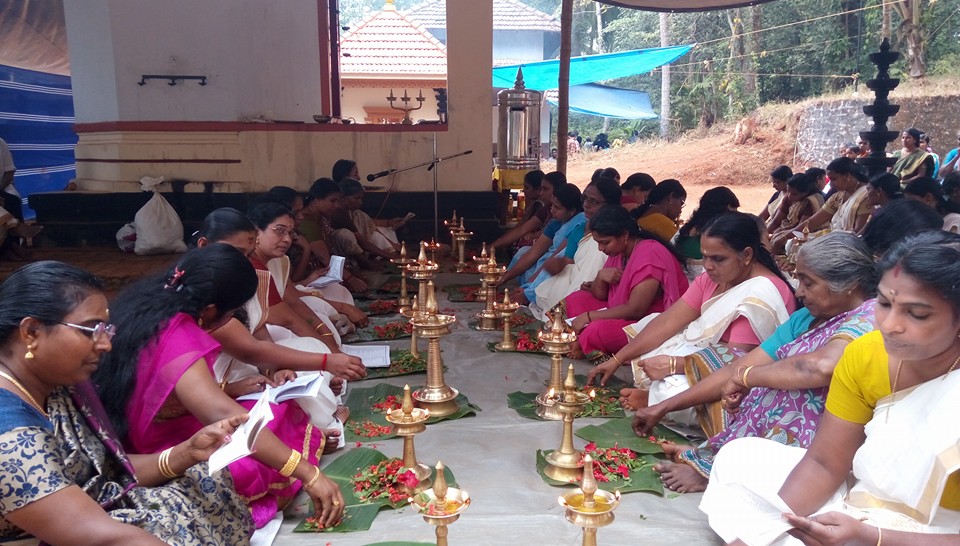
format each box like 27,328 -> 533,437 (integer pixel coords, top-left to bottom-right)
492,44 -> 693,91
0,64 -> 77,220
546,83 -> 657,119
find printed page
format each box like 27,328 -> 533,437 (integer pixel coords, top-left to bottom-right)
341,344 -> 391,368
728,484 -> 795,546
208,392 -> 275,475
307,255 -> 345,288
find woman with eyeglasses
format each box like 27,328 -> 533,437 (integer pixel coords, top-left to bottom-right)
299,178 -> 369,293
631,179 -> 687,242
0,260 -> 254,545
528,177 -> 621,321
96,244 -> 346,531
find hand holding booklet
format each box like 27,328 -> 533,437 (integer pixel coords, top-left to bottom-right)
341,344 -> 391,368
308,255 -> 345,288
235,373 -> 330,404
208,392 -> 274,475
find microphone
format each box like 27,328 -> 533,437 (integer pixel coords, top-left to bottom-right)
367,170 -> 391,182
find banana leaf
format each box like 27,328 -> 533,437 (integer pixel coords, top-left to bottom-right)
345,384 -> 480,443
574,417 -> 690,454
362,350 -> 442,380
442,283 -> 484,302
507,384 -> 627,420
467,309 -> 539,331
535,449 -> 663,495
344,317 -> 413,342
485,328 -> 548,356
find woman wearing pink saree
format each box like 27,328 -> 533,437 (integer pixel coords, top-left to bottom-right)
95,244 -> 345,530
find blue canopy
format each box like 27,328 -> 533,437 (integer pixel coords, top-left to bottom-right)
492,44 -> 693,91
546,83 -> 657,119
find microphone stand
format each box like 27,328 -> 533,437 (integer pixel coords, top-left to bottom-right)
367,145 -> 473,241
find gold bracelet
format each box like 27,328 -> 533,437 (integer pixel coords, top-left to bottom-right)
304,466 -> 322,489
740,366 -> 754,389
158,447 -> 178,479
279,450 -> 302,478
611,353 -> 623,366
314,323 -> 325,333
859,517 -> 882,546
318,332 -> 335,338
669,356 -> 677,375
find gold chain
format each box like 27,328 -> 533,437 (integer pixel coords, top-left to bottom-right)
0,370 -> 48,418
887,353 -> 960,423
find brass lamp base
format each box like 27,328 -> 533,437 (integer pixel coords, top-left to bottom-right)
544,459 -> 584,483
475,311 -> 500,331
413,386 -> 460,418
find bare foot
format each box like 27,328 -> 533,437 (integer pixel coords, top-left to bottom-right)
333,405 -> 350,423
618,387 -> 648,411
659,441 -> 695,461
321,428 -> 342,454
567,340 -> 586,360
655,462 -> 708,493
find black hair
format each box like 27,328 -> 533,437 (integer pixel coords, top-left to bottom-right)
523,170 -> 544,189
868,173 -> 903,201
552,183 -> 583,213
631,179 -> 686,219
902,127 -> 923,146
590,177 -> 622,205
786,173 -> 819,196
861,198 -> 943,255
591,169 -> 605,184
332,159 -> 357,183
879,230 -> 960,315
306,177 -> 342,204
904,177 -> 960,215
943,172 -> 960,197
702,212 -> 792,289
247,201 -> 294,230
94,244 -> 258,441
0,261 -> 103,344
196,208 -> 256,245
804,167 -> 826,180
771,165 -> 793,181
592,205 -> 687,268
257,186 -> 302,210
677,187 -> 740,243
622,172 -> 656,192
825,156 -> 859,175
600,167 -> 620,181
543,171 -> 567,190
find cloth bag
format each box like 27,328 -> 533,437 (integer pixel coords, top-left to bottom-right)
133,176 -> 187,255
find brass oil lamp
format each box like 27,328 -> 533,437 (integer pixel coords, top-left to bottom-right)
384,384 -> 431,491
472,242 -> 489,265
559,455 -> 621,546
401,297 -> 421,358
543,364 -> 592,482
410,461 -> 470,546
453,219 -> 473,273
407,241 -> 439,312
475,253 -> 505,331
493,288 -> 520,351
389,241 -> 416,314
411,281 -> 460,417
536,312 -> 578,420
424,239 -> 442,265
445,210 -> 462,257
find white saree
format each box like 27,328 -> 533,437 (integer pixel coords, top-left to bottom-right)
529,233 -> 606,321
624,276 -> 791,426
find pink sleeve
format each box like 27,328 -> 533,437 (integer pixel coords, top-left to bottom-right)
680,273 -> 712,309
722,275 -> 797,345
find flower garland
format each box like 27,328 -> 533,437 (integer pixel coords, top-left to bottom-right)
353,458 -> 420,504
367,299 -> 398,315
372,395 -> 402,413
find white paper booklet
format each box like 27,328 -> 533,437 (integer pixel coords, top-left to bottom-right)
727,484 -> 796,546
208,392 -> 274,475
308,255 -> 345,288
341,344 -> 391,368
235,373 -> 330,404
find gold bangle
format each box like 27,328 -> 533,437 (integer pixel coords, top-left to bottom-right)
279,450 -> 302,478
859,517 -> 882,546
319,332 -> 335,338
740,366 -> 754,389
314,323 -> 325,333
304,466 -> 322,489
611,353 -> 623,366
158,447 -> 178,479
669,356 -> 677,375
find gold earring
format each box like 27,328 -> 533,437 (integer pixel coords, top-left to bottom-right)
25,345 -> 35,359
198,317 -> 205,329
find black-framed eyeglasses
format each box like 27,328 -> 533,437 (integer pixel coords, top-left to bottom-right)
582,195 -> 604,207
267,224 -> 299,239
56,321 -> 117,342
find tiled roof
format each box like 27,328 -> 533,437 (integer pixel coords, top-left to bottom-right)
340,2 -> 447,79
405,0 -> 560,32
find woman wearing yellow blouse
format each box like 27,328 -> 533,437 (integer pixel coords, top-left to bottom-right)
701,230 -> 960,545
630,179 -> 686,242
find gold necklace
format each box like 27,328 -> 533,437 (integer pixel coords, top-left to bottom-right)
887,353 -> 960,423
0,370 -> 48,418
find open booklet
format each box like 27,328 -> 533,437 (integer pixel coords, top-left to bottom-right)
235,372 -> 331,404
208,392 -> 274,475
307,255 -> 345,288
725,484 -> 796,546
341,344 -> 391,368
393,211 -> 416,229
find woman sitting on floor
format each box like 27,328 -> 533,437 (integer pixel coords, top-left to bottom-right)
630,179 -> 686,242
769,173 -> 823,253
96,245 -> 346,530
529,177 -> 621,321
903,176 -> 960,233
632,232 -> 877,493
299,178 -> 369,293
566,205 -> 689,358
0,261 -> 253,545
791,157 -> 872,237
587,212 -> 796,424
702,231 -> 960,545
499,184 -> 586,305
674,187 -> 740,279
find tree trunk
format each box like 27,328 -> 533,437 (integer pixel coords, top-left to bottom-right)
557,0 -> 573,173
726,10 -> 744,113
660,12 -> 671,140
594,1 -> 604,54
893,0 -> 926,79
882,0 -> 891,39
744,5 -> 760,97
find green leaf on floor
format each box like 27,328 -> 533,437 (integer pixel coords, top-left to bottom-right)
535,449 -> 664,495
344,384 -> 480,443
362,350 -> 439,380
442,283 -> 484,302
292,502 -> 382,533
574,417 -> 688,454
